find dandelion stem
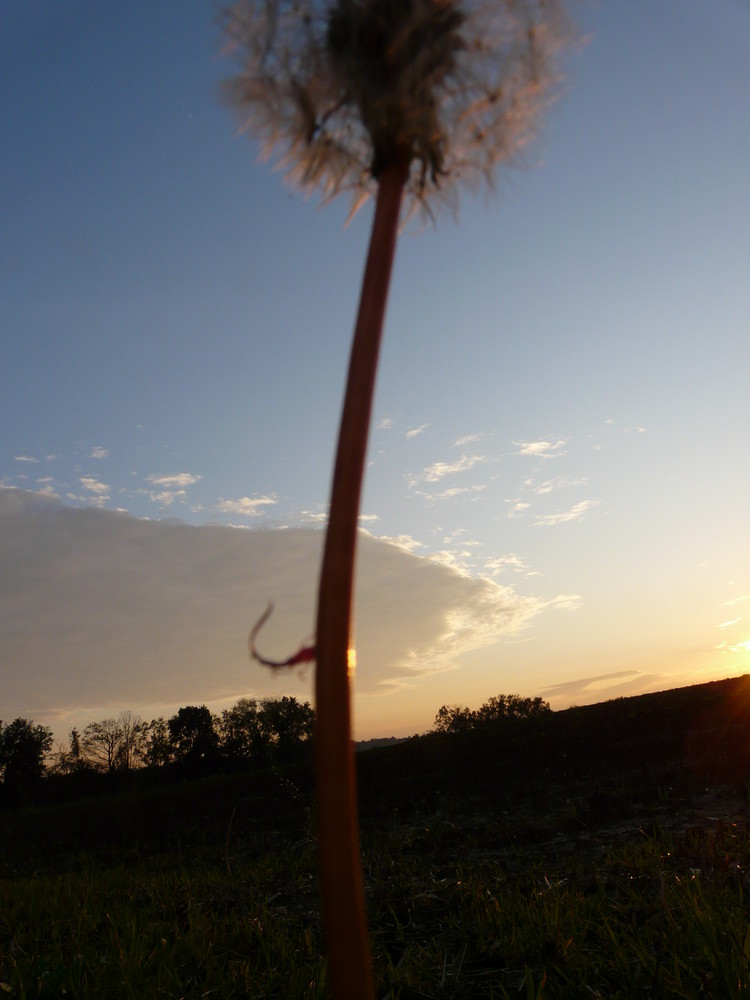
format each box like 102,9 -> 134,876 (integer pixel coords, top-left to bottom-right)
314,160 -> 407,999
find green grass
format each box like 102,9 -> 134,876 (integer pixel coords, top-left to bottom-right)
5,675 -> 750,997
2,810 -> 749,998
0,848 -> 326,999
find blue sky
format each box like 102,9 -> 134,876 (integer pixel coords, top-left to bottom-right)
2,0 -> 749,742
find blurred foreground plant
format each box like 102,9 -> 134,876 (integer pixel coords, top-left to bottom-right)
222,1 -> 572,995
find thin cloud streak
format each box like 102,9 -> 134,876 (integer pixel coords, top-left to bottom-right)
147,473 -> 202,488
534,499 -> 598,526
419,454 -> 487,483
214,495 -> 278,517
406,423 -> 430,440
514,440 -> 567,458
541,669 -> 672,709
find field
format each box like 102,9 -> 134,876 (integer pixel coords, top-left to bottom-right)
2,676 -> 750,998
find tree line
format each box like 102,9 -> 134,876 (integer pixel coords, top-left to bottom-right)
431,694 -> 551,735
1,691 -> 551,805
0,696 -> 314,802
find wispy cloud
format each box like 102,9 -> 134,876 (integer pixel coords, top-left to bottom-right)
79,477 -> 110,496
485,553 -> 528,576
514,440 -> 567,459
724,594 -> 750,607
406,423 -> 430,440
149,490 -> 186,507
371,533 -> 424,554
147,473 -> 201,488
534,499 -> 598,526
376,416 -> 394,430
75,477 -> 111,507
374,577 -> 569,696
506,500 -> 530,518
454,432 -> 486,447
541,665 -> 687,709
14,455 -> 39,464
526,475 -> 587,495
420,454 -> 487,483
35,483 -> 59,498
215,495 -> 277,517
299,506 -> 328,524
89,446 -> 109,460
142,473 -> 203,508
431,485 -> 486,501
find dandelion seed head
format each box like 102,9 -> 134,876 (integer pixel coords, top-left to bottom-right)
221,0 -> 573,219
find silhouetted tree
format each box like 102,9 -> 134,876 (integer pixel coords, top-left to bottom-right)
168,706 -> 219,767
220,696 -> 316,763
142,716 -> 171,768
433,694 -> 551,734
52,727 -> 86,775
82,711 -> 147,773
433,704 -> 474,735
219,697 -> 266,761
475,694 -> 551,725
0,717 -> 53,801
260,696 -> 315,760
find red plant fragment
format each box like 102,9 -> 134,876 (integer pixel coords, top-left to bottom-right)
249,602 -> 317,669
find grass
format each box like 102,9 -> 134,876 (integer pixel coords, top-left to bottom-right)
2,806 -> 750,998
3,676 -> 750,997
1,849 -> 326,999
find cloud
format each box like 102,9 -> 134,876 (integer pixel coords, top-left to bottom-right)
150,490 -> 185,507
542,670 -> 655,706
406,423 -> 430,440
514,440 -> 567,459
35,483 -> 59,498
526,476 -> 587,495
79,477 -> 110,496
454,433 -> 486,447
376,416 -> 394,431
484,554 -> 528,576
0,488 -> 552,735
215,496 -> 278,517
147,473 -> 201,488
141,473 -> 203,509
374,571 -> 551,695
534,499 -> 598,526
375,533 -> 424,554
506,500 -> 530,518
431,485 -> 486,501
89,447 -> 109,460
420,454 -> 487,483
725,594 -> 750,607
14,455 -> 39,463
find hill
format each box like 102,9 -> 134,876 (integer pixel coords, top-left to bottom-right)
357,673 -> 750,814
3,676 -> 750,997
2,674 -> 749,874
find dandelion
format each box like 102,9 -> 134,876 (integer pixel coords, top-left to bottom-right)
223,0 -> 570,219
222,2 -> 573,995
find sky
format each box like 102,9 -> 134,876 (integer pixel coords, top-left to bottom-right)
2,0 -> 749,744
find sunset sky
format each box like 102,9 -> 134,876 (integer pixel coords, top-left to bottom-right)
2,0 -> 749,744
